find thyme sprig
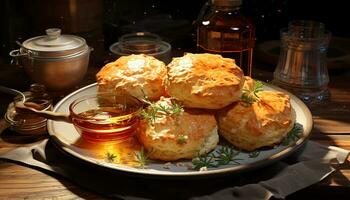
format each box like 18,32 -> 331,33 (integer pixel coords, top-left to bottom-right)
140,98 -> 183,123
141,106 -> 159,122
241,80 -> 264,104
216,146 -> 241,165
105,152 -> 117,163
192,155 -> 217,170
192,146 -> 241,170
282,123 -> 303,146
135,147 -> 149,168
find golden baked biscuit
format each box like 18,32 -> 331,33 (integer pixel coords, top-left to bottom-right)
137,97 -> 219,161
165,53 -> 244,109
96,54 -> 167,101
217,89 -> 296,151
242,76 -> 255,91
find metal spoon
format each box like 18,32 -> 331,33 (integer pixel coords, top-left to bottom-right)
15,102 -> 71,123
0,85 -> 70,122
15,101 -> 138,125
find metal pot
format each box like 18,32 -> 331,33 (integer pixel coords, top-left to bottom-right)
10,28 -> 92,91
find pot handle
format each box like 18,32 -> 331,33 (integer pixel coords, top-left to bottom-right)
9,49 -> 27,57
9,49 -> 27,65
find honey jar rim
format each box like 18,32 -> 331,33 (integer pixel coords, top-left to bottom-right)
69,93 -> 143,122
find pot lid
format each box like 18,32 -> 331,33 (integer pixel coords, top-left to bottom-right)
21,28 -> 88,57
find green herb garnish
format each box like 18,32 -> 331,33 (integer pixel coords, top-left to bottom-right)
192,146 -> 241,170
167,101 -> 183,115
135,147 -> 149,168
141,107 -> 159,122
177,134 -> 188,144
241,80 -> 264,104
281,123 -> 303,146
216,146 -> 241,165
105,152 -> 117,163
139,88 -> 183,123
192,155 -> 216,170
141,99 -> 183,123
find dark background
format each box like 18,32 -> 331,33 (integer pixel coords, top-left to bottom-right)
0,0 -> 349,67
0,2 -> 349,198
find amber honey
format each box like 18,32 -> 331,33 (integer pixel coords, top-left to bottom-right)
72,107 -> 140,142
196,0 -> 255,76
69,93 -> 142,142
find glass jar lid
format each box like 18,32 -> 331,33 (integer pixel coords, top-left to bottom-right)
109,32 -> 172,63
21,28 -> 88,58
115,32 -> 162,54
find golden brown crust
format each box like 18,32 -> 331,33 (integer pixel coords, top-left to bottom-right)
217,90 -> 296,151
242,76 -> 255,91
96,54 -> 167,100
137,97 -> 219,161
165,53 -> 244,109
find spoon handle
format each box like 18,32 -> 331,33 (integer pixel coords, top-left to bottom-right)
15,102 -> 71,123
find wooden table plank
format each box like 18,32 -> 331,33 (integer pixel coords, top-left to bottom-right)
0,161 -> 107,200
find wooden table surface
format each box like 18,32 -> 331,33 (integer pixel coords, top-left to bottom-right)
0,54 -> 349,199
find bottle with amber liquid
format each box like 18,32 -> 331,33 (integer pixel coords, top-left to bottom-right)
197,0 -> 255,76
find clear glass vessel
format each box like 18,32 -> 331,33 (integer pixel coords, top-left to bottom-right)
273,20 -> 331,105
69,93 -> 142,142
109,32 -> 172,64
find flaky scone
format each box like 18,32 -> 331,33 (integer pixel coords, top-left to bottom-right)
165,53 -> 244,109
96,54 -> 167,101
137,97 -> 219,161
217,88 -> 296,151
242,76 -> 255,91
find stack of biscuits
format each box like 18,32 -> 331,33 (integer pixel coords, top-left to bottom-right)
96,53 -> 296,161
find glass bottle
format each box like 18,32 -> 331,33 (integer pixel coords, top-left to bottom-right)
197,0 -> 255,76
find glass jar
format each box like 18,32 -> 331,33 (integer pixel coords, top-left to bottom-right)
272,20 -> 331,105
4,84 -> 53,135
196,0 -> 256,76
109,32 -> 172,64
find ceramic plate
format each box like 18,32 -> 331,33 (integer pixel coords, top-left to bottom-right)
47,83 -> 313,177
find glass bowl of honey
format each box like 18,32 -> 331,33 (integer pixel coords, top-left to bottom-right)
69,93 -> 142,142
